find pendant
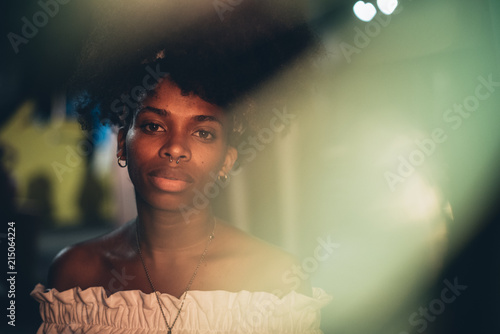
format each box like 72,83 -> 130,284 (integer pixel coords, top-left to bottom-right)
168,330 -> 171,334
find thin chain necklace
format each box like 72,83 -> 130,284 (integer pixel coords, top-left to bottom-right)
135,218 -> 216,334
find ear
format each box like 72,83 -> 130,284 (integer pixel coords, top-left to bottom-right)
219,146 -> 238,177
117,127 -> 127,159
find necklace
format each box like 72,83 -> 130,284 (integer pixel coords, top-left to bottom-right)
135,218 -> 216,334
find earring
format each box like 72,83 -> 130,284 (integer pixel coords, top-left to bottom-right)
117,156 -> 127,168
218,174 -> 228,181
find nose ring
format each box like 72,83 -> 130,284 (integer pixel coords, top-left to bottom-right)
168,154 -> 185,164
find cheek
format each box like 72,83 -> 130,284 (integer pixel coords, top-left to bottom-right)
125,133 -> 150,180
200,145 -> 226,168
195,149 -> 226,181
126,129 -> 155,158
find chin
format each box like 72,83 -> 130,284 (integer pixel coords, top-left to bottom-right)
138,189 -> 204,215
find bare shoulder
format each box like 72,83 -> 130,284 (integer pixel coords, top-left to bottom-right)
47,241 -> 102,291
216,221 -> 312,296
218,222 -> 296,264
47,222 -> 134,291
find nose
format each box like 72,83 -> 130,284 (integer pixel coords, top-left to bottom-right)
160,129 -> 191,164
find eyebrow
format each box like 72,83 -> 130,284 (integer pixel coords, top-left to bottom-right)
139,106 -> 167,116
193,115 -> 222,125
139,106 -> 223,126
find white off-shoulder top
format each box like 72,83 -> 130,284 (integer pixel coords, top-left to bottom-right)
31,284 -> 332,334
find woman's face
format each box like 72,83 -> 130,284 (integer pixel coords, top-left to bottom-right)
118,77 -> 237,212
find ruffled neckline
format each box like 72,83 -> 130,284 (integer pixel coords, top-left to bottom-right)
31,283 -> 332,333
32,283 -> 329,303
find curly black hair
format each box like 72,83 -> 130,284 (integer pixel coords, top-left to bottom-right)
70,0 -> 320,151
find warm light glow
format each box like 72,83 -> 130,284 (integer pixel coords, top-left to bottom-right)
401,174 -> 440,222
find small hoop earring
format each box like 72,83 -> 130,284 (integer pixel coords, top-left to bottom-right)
117,156 -> 127,168
218,174 -> 228,181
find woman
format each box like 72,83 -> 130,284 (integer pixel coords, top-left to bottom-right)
32,1 -> 331,333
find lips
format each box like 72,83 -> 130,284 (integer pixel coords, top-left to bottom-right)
147,169 -> 194,192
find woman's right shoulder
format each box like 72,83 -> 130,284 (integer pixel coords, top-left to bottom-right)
47,222 -> 133,291
47,242 -> 100,290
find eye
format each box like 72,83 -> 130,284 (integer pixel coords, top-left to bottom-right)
141,122 -> 165,133
193,129 -> 215,140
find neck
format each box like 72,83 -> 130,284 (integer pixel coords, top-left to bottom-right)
135,199 -> 215,254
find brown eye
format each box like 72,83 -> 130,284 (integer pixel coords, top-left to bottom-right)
194,130 -> 215,140
141,123 -> 165,133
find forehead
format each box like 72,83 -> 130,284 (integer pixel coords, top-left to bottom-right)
139,77 -> 225,121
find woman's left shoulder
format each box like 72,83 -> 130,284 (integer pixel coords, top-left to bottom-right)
215,221 -> 312,296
